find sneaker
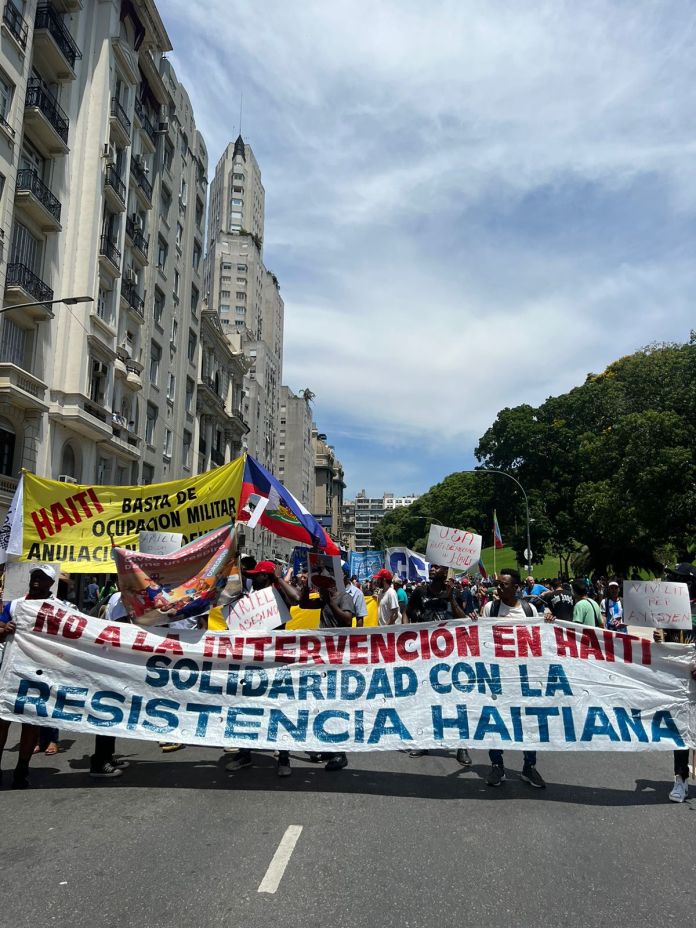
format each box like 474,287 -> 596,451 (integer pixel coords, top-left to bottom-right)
160,743 -> 185,753
669,775 -> 688,803
226,750 -> 252,772
89,762 -> 123,779
456,749 -> 472,767
277,760 -> 292,777
409,749 -> 429,757
486,764 -> 506,787
325,753 -> 348,772
520,765 -> 546,789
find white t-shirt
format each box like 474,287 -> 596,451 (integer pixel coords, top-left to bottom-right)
481,600 -> 538,619
378,586 -> 400,625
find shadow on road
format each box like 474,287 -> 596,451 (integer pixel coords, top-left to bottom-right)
16,751 -> 675,806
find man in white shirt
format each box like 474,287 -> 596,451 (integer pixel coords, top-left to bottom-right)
343,563 -> 368,627
479,568 -> 544,789
374,569 -> 399,625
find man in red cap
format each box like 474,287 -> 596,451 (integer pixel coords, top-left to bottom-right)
226,559 -> 300,777
374,569 -> 400,626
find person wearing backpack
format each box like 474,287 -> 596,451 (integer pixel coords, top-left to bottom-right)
571,579 -> 603,627
479,568 -> 544,789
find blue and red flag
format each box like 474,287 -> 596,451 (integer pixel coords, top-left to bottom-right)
239,454 -> 340,555
493,510 -> 504,549
478,558 -> 488,579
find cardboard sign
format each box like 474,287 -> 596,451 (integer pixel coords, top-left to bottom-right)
138,532 -> 183,556
226,586 -> 284,632
308,551 -> 343,592
425,525 -> 482,571
623,581 -> 693,630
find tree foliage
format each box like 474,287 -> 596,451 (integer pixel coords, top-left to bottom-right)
371,339 -> 695,575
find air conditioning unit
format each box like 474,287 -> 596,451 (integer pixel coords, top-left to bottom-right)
58,474 -> 77,484
102,143 -> 117,166
125,267 -> 138,284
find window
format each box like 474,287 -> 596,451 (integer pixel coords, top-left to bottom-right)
149,340 -> 161,385
223,262 -> 232,271
157,236 -> 168,270
233,186 -> 243,193
115,464 -> 129,486
185,376 -> 194,413
192,242 -> 201,271
190,284 -> 199,317
233,173 -> 244,180
167,372 -> 175,401
231,198 -> 243,206
89,358 -> 108,404
187,330 -> 197,363
96,457 -> 110,484
0,72 -> 14,125
96,287 -> 113,323
163,139 -> 174,172
183,430 -> 192,468
160,184 -> 171,221
180,132 -> 188,157
145,403 -> 158,445
237,264 -> 247,271
164,428 -> 172,458
179,177 -> 187,206
10,221 -> 41,272
176,222 -> 183,248
236,277 -> 246,285
195,197 -> 204,229
0,423 -> 15,476
153,287 -> 164,326
235,306 -> 245,315
171,317 -> 178,344
173,269 -> 180,298
220,290 -> 231,298
0,318 -> 31,369
236,291 -> 246,300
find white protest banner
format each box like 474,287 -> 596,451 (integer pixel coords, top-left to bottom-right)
139,531 -> 183,556
623,581 -> 693,631
226,586 -> 284,632
426,525 -> 482,571
1,601 -> 695,752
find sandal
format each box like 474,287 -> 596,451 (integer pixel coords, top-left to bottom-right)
44,743 -> 60,756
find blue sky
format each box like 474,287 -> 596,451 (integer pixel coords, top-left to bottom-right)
164,0 -> 696,497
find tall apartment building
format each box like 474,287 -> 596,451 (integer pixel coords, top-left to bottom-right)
204,136 -> 283,474
278,385 -> 314,510
313,426 -> 345,540
0,0 -> 220,522
350,490 -> 420,549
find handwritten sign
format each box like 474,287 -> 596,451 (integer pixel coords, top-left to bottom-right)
623,580 -> 692,630
138,531 -> 183,556
226,586 -> 283,632
426,525 -> 482,571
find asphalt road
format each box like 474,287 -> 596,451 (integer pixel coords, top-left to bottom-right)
1,736 -> 694,928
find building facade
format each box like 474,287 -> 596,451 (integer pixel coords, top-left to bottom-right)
350,490 -> 420,550
278,385 -> 314,510
0,0 -> 217,522
312,426 -> 345,541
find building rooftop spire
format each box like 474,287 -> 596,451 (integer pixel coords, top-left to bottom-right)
233,134 -> 246,161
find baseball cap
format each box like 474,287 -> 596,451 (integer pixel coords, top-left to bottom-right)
461,577 -> 471,586
245,560 -> 277,575
608,581 -> 620,588
341,561 -> 350,575
372,569 -> 393,581
31,564 -> 57,582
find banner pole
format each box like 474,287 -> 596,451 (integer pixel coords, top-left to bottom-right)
492,509 -> 497,578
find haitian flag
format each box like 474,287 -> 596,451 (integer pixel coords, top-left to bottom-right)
493,510 -> 504,549
239,455 -> 340,555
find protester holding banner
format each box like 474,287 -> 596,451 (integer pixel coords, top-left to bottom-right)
479,568 -> 545,789
0,565 -> 60,787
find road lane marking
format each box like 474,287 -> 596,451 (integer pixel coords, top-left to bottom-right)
257,825 -> 303,894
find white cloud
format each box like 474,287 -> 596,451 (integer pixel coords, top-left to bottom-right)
163,0 -> 696,491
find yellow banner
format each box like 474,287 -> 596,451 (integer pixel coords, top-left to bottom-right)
20,457 -> 244,573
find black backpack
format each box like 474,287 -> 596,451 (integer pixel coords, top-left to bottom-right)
489,598 -> 534,618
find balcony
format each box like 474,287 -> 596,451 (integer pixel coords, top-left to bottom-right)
103,164 -> 126,212
120,281 -> 144,321
33,4 -> 82,81
49,395 -> 113,442
124,360 -> 143,391
134,97 -> 157,151
24,78 -> 69,155
2,0 -> 28,51
130,158 -> 152,206
0,363 -> 49,412
109,96 -> 131,147
108,415 -> 142,459
3,263 -> 54,320
125,215 -> 149,263
98,235 -> 121,276
15,168 -> 62,230
196,376 -> 226,415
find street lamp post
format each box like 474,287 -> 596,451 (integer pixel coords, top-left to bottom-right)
0,296 -> 93,315
464,469 -> 532,575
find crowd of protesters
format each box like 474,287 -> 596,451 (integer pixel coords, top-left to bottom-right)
0,557 -> 694,800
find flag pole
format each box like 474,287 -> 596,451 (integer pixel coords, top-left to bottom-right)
493,509 -> 497,577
